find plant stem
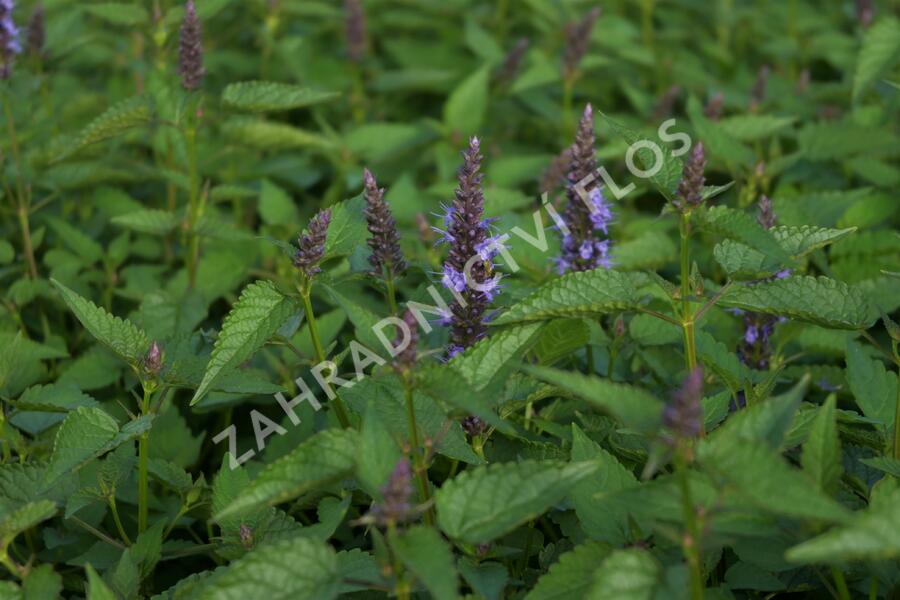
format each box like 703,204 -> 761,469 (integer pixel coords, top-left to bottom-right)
4,94 -> 38,279
138,386 -> 153,534
384,274 -> 399,315
69,516 -> 126,550
892,341 -> 900,459
831,567 -> 851,600
675,446 -> 704,600
108,496 -> 133,545
403,379 -> 433,525
185,120 -> 202,288
561,77 -> 574,141
300,286 -> 352,428
16,206 -> 38,279
679,212 -> 698,371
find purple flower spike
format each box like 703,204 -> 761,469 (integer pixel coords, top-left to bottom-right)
558,104 -> 615,272
294,208 -> 331,278
0,0 -> 20,79
363,168 -> 406,280
179,1 -> 205,91
663,367 -> 704,440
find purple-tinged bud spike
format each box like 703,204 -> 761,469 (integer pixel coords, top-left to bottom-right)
343,0 -> 367,63
540,147 -> 572,195
442,136 -> 496,353
26,3 -> 42,60
757,195 -> 776,230
749,65 -> 769,111
143,341 -> 164,375
704,92 -> 724,121
461,415 -> 488,437
675,142 -> 706,210
368,458 -> 415,527
652,84 -> 681,120
178,1 -> 204,91
363,168 -> 406,280
562,7 -> 600,80
663,367 -> 704,439
393,310 -> 418,371
496,37 -> 529,83
856,0 -> 874,28
0,0 -> 21,80
293,208 -> 331,278
238,523 -> 253,548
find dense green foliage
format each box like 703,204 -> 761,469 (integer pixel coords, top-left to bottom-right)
1,0 -> 900,598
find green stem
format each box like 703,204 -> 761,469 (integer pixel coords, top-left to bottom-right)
675,447 -> 704,600
831,567 -> 851,600
108,496 -> 133,545
403,379 -> 433,525
185,122 -> 201,288
300,285 -> 352,428
679,212 -> 698,371
892,341 -> 900,459
561,77 -> 574,141
137,386 -> 152,534
385,275 -> 399,315
4,95 -> 38,280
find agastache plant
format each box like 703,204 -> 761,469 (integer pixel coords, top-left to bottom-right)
439,137 -> 501,357
178,0 -> 204,91
0,0 -> 20,79
558,104 -> 613,273
363,168 -> 406,313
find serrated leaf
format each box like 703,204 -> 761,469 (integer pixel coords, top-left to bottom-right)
221,118 -> 335,151
69,95 -> 154,154
194,537 -> 341,600
390,526 -> 460,600
435,460 -> 597,544
415,365 -> 513,435
587,549 -> 660,600
44,407 -> 152,484
717,115 -> 796,141
323,195 -> 368,260
853,16 -> 900,102
85,564 -> 117,600
686,96 -> 756,166
845,339 -> 897,428
603,114 -> 683,200
494,269 -> 641,325
532,319 -> 590,365
190,281 -> 299,405
222,81 -> 340,112
698,436 -> 850,523
801,396 -> 842,493
524,366 -> 663,432
787,486 -> 900,563
718,276 -> 875,330
111,210 -> 181,235
709,376 -> 807,450
45,217 -> 103,264
444,66 -> 490,136
216,429 -> 358,519
611,230 -> 678,271
525,542 -> 611,600
0,500 -> 56,543
51,279 -> 151,366
698,206 -> 793,266
696,330 -> 752,393
450,322 -> 545,390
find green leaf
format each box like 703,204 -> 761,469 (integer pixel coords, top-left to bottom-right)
532,319 -> 590,365
355,403 -> 402,498
696,330 -> 752,394
390,526 -> 460,600
221,118 -> 335,151
21,564 -> 62,600
603,114 -> 683,200
51,279 -> 151,366
0,240 -> 13,265
258,179 -> 299,226
698,436 -> 850,523
570,425 -> 638,545
717,115 -> 796,141
801,396 -> 842,493
450,322 -> 545,390
708,376 -> 807,450
69,95 -> 154,154
194,537 -> 341,600
111,209 -> 181,235
45,217 -> 104,264
0,500 -> 56,545
686,96 -> 756,165
44,407 -> 152,484
525,542 -> 611,600
845,339 -> 897,428
698,206 -> 793,266
493,269 -> 641,325
85,564 -> 117,600
415,366 -> 513,435
444,66 -> 490,136
611,230 -> 678,271
190,281 -> 299,405
435,460 -> 597,544
718,276 -> 876,330
524,366 -> 663,432
222,81 -> 340,112
323,195 -> 368,260
215,429 -> 358,519
787,485 -> 900,563
83,3 -> 149,25
588,550 -> 660,600
853,16 -> 900,102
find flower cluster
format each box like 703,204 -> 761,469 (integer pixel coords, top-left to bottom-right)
562,7 -> 600,80
438,137 -> 502,356
343,0 -> 367,63
363,168 -> 406,280
393,309 -> 418,372
557,104 -> 614,273
495,37 -> 529,84
673,142 -> 706,211
367,458 -> 415,527
293,208 -> 331,278
0,0 -> 20,80
179,0 -> 204,91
